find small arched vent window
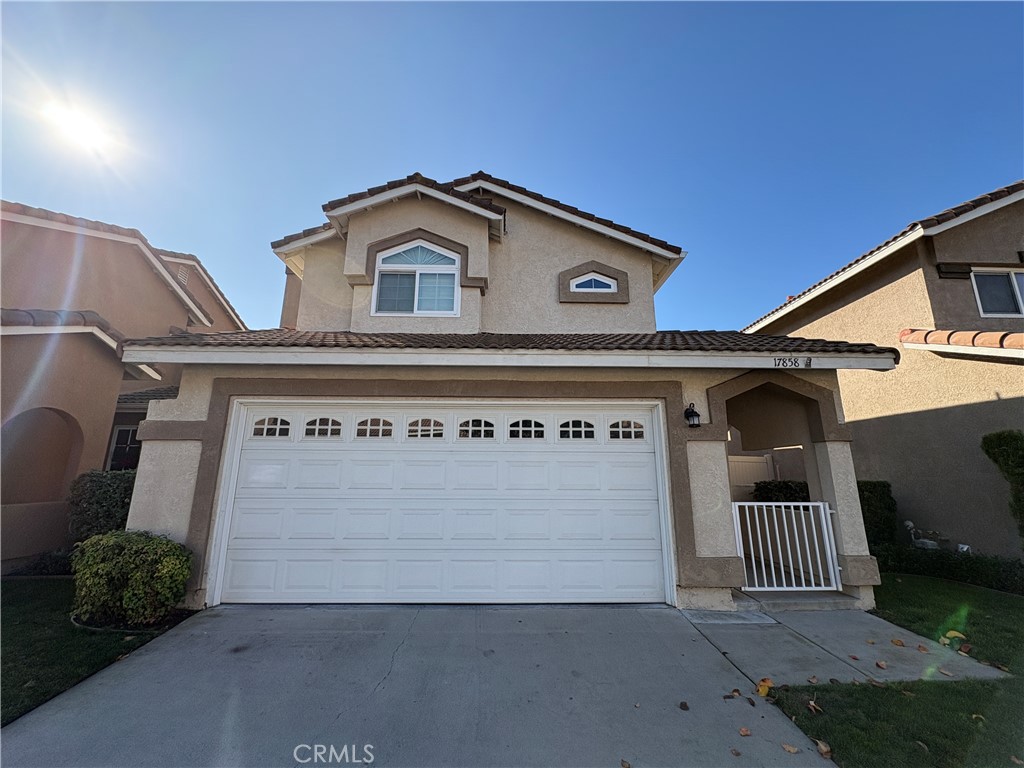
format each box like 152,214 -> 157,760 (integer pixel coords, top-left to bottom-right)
509,419 -> 545,439
408,419 -> 444,439
253,417 -> 290,438
609,420 -> 644,440
305,418 -> 342,438
356,418 -> 394,438
458,419 -> 495,439
559,420 -> 595,440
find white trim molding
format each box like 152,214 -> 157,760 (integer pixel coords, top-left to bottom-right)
1,211 -> 213,327
157,254 -> 247,329
921,189 -> 1024,235
122,345 -> 897,371
2,325 -> 162,379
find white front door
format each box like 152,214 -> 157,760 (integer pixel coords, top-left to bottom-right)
212,401 -> 672,604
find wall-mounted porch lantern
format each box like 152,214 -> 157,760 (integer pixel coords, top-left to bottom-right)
684,403 -> 701,428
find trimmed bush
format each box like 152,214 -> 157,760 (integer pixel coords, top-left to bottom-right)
857,481 -> 902,549
752,480 -> 810,502
71,531 -> 192,627
68,470 -> 136,542
981,429 -> 1024,542
874,543 -> 1024,596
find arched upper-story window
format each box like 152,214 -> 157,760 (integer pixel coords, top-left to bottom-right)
372,240 -> 460,317
569,272 -> 617,293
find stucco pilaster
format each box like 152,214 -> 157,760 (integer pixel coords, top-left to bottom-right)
126,440 -> 202,546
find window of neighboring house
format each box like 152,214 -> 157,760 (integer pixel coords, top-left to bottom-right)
972,269 -> 1024,317
106,426 -> 142,470
372,241 -> 460,316
569,272 -> 617,293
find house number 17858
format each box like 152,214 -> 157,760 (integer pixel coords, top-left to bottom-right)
774,357 -> 812,368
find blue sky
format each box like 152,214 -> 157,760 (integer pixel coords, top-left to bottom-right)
3,2 -> 1021,332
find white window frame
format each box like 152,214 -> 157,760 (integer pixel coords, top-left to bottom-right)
370,239 -> 461,317
970,268 -> 1024,318
569,271 -> 618,293
105,425 -> 141,469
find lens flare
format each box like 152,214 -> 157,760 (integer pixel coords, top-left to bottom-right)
42,100 -> 115,155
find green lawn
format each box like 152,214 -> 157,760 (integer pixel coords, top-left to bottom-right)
1,578 -> 165,726
774,573 -> 1024,768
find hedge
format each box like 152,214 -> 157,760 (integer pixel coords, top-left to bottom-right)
752,481 -> 810,503
981,429 -> 1024,543
874,543 -> 1024,596
68,470 -> 136,542
71,531 -> 192,627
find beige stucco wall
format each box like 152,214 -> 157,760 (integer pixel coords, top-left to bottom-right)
280,269 -> 302,328
126,440 -> 202,543
758,231 -> 1024,558
686,440 -> 736,557
287,194 -> 660,334
480,198 -> 657,333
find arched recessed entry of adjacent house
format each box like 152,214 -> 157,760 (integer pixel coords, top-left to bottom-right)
1,408 -> 84,504
708,373 -> 850,592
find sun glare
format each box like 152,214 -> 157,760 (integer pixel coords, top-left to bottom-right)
42,101 -> 115,155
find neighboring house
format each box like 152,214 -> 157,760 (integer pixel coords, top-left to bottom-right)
0,202 -> 246,572
122,171 -> 897,611
746,181 -> 1024,559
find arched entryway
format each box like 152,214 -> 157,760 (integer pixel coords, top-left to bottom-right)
1,407 -> 84,504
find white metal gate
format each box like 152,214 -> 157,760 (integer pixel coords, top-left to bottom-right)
732,502 -> 842,591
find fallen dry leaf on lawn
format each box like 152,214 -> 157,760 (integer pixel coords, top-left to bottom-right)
958,651 -> 970,657
807,675 -> 818,684
849,655 -> 860,661
730,748 -> 742,758
876,661 -> 888,670
782,743 -> 800,754
739,728 -> 751,737
756,678 -> 774,696
971,714 -> 985,721
123,636 -> 136,641
1009,755 -> 1023,765
868,679 -> 886,688
960,643 -> 972,654
813,739 -> 832,759
945,630 -> 966,640
938,668 -> 954,677
939,636 -> 951,646
891,638 -> 905,647
995,664 -> 1010,672
917,644 -> 929,653
915,741 -> 929,753
679,701 -> 689,711
900,690 -> 916,698
807,699 -> 823,715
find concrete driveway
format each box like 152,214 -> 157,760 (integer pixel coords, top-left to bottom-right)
2,605 -> 827,768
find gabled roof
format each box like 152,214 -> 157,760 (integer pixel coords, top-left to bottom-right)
117,385 -> 180,406
123,327 -> 895,357
271,171 -> 685,283
155,249 -> 247,329
744,180 -> 1024,332
450,171 -> 684,256
1,201 -> 246,330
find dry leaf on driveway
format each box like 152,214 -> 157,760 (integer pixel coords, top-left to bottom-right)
848,655 -> 859,661
813,739 -> 832,759
782,743 -> 800,754
621,760 -> 631,768
891,639 -> 905,647
756,678 -> 774,697
679,701 -> 689,711
866,639 -> 876,645
739,728 -> 751,737
917,644 -> 929,653
730,748 -> 742,757
876,661 -> 888,670
807,675 -> 818,684
938,668 -> 954,677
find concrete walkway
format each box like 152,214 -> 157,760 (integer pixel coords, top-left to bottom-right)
683,608 -> 1009,686
2,605 -> 829,768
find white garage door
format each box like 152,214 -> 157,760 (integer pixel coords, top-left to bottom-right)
213,401 -> 671,604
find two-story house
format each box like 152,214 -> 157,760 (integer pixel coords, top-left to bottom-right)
122,172 -> 897,610
0,202 -> 246,571
746,181 -> 1024,558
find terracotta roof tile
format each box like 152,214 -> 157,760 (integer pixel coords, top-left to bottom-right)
449,171 -> 684,255
270,223 -> 334,250
123,328 -> 896,358
746,180 -> 1024,331
900,327 -> 1024,354
1,308 -> 125,342
116,386 -> 179,405
321,172 -> 505,216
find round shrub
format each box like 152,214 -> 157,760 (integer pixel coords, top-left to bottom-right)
68,470 -> 137,542
71,531 -> 192,627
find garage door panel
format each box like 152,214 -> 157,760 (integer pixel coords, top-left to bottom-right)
221,550 -> 665,602
219,403 -> 669,603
